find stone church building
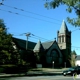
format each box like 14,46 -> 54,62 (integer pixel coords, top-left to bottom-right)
12,20 -> 71,68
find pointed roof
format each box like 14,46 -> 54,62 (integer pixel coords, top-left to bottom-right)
33,40 -> 44,53
59,20 -> 68,33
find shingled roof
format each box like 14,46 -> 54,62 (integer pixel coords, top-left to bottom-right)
59,20 -> 68,33
76,55 -> 80,60
12,37 -> 36,50
42,41 -> 55,49
12,37 -> 56,52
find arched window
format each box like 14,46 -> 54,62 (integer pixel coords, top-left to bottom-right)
62,35 -> 64,42
50,49 -> 59,62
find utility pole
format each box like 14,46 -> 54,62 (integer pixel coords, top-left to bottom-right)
25,32 -> 31,50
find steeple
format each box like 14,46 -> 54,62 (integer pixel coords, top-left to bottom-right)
33,40 -> 44,53
59,20 -> 68,33
57,20 -> 71,67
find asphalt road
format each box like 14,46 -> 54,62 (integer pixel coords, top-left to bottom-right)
0,75 -> 77,80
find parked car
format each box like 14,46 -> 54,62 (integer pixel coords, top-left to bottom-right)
62,66 -> 80,76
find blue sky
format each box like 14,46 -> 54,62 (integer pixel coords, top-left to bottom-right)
0,0 -> 80,55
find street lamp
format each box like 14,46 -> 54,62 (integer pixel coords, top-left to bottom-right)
52,61 -> 54,68
64,62 -> 66,68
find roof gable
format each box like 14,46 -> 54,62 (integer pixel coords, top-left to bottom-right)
42,41 -> 54,50
33,40 -> 44,52
46,40 -> 63,57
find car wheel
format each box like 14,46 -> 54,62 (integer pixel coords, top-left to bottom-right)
71,73 -> 73,76
73,72 -> 77,76
63,73 -> 66,76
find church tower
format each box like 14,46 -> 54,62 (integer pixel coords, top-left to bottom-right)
57,20 -> 71,64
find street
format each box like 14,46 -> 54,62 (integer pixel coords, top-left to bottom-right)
0,75 -> 77,80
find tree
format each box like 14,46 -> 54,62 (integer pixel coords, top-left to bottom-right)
71,50 -> 77,55
44,0 -> 80,27
70,50 -> 77,67
0,19 -> 17,64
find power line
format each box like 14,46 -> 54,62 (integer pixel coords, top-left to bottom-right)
71,28 -> 80,32
12,33 -> 80,49
1,3 -> 80,49
0,3 -> 77,29
0,8 -> 61,25
1,3 -> 62,22
72,46 -> 80,49
31,33 -> 51,41
29,36 -> 50,42
0,2 -> 77,30
13,33 -> 51,42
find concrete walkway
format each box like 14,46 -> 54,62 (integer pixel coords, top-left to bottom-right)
27,68 -> 68,76
0,68 -> 68,78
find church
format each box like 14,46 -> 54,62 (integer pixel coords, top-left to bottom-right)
12,20 -> 71,68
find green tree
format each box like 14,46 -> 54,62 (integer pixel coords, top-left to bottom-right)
44,0 -> 80,27
0,19 -> 11,64
71,50 -> 77,55
0,19 -> 16,64
70,50 -> 77,67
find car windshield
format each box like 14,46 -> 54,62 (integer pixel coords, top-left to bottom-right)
68,68 -> 75,70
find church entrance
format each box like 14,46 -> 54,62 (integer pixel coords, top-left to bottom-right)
50,49 -> 60,68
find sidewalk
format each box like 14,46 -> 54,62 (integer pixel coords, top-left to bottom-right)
27,68 -> 68,76
0,68 -> 68,78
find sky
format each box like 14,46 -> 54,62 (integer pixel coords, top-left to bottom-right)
0,0 -> 80,55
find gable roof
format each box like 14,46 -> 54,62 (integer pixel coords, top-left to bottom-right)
33,40 -> 44,52
12,37 -> 36,50
42,41 -> 55,50
59,20 -> 68,33
12,37 -> 58,52
76,55 -> 80,60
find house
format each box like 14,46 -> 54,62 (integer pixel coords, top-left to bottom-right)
75,55 -> 80,66
12,20 -> 71,68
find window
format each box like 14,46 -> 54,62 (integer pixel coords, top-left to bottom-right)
58,36 -> 61,43
62,35 -> 64,42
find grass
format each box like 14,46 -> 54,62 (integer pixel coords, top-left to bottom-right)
0,64 -> 16,67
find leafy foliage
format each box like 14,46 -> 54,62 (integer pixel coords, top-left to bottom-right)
71,50 -> 77,55
0,19 -> 19,64
44,0 -> 80,27
70,50 -> 77,67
